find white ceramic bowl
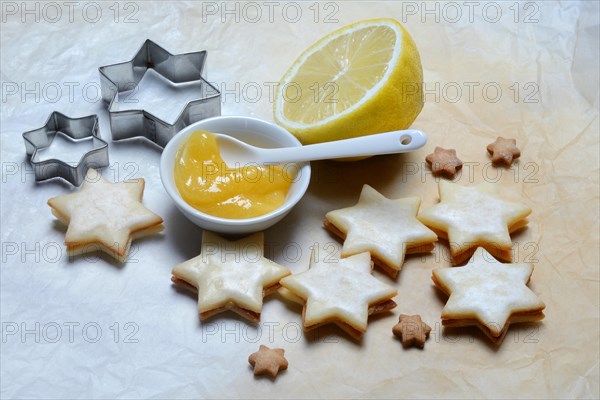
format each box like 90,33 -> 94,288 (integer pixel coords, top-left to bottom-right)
160,116 -> 311,234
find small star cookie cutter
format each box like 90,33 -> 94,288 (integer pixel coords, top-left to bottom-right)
22,112 -> 109,186
99,39 -> 221,148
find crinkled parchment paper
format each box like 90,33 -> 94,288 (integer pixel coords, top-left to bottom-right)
1,1 -> 598,398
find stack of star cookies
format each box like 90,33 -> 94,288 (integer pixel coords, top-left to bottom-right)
49,170 -> 544,346
414,180 -> 543,343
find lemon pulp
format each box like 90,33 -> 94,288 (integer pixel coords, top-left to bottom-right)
174,131 -> 292,219
274,18 -> 423,145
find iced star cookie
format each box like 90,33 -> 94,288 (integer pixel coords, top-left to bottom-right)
418,180 -> 531,264
171,231 -> 290,323
279,245 -> 397,339
432,247 -> 545,344
324,185 -> 437,278
47,169 -> 163,262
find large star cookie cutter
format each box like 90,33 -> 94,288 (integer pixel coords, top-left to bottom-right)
22,112 -> 109,186
99,39 -> 221,148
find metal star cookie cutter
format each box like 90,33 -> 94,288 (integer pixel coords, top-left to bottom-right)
99,39 -> 221,148
22,112 -> 109,186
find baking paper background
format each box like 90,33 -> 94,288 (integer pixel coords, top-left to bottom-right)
1,1 -> 598,398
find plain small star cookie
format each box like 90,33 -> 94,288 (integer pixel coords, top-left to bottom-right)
279,245 -> 397,339
324,185 -> 437,278
432,247 -> 545,345
418,180 -> 531,264
171,231 -> 290,323
425,147 -> 463,177
47,169 -> 163,262
392,314 -> 432,348
487,137 -> 521,166
248,345 -> 288,379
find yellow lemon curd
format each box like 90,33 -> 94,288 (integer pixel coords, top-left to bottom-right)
174,131 -> 293,219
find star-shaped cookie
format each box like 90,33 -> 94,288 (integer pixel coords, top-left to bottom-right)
487,137 -> 521,166
324,185 -> 437,278
279,246 -> 397,339
47,169 -> 163,262
392,314 -> 432,348
432,247 -> 545,344
425,147 -> 463,177
248,345 -> 288,379
171,231 -> 290,323
418,180 -> 531,264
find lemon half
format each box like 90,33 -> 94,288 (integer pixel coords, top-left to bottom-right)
274,18 -> 423,145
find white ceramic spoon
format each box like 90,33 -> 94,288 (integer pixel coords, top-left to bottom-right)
214,129 -> 427,165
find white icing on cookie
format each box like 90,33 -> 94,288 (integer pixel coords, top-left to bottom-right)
432,247 -> 545,338
280,246 -> 397,333
172,231 -> 290,317
326,185 -> 437,273
418,180 -> 531,258
47,169 -> 163,261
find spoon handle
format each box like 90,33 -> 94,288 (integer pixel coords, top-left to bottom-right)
261,129 -> 428,163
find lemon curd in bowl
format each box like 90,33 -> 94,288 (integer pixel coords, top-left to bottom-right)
160,116 -> 311,234
173,130 -> 294,219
